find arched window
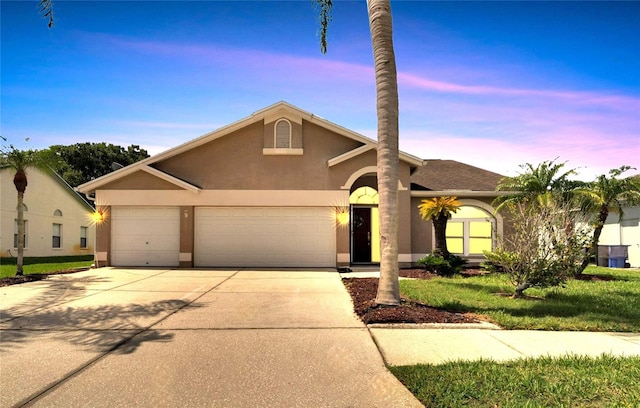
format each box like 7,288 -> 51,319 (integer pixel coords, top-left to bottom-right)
446,206 -> 494,256
349,186 -> 379,204
54,209 -> 63,217
274,119 -> 291,148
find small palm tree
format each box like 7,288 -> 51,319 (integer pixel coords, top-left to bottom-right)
418,196 -> 462,258
493,159 -> 578,211
1,145 -> 46,276
575,166 -> 640,274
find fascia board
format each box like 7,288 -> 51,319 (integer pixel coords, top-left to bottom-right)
140,166 -> 201,192
411,190 -> 507,198
328,145 -> 375,167
76,163 -> 148,194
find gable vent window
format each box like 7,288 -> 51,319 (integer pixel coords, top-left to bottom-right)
275,119 -> 291,148
54,209 -> 63,217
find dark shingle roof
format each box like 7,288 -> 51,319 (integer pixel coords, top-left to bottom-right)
411,160 -> 504,191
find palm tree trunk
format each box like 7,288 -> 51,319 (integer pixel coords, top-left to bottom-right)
432,214 -> 450,258
577,205 -> 609,275
368,0 -> 400,306
16,190 -> 25,276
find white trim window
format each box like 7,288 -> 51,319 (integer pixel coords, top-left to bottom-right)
263,118 -> 303,156
53,223 -> 62,249
80,226 -> 88,249
446,206 -> 494,256
14,219 -> 28,249
274,119 -> 292,148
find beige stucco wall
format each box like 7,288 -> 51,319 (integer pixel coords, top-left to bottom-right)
1,168 -> 95,258
150,120 -> 366,191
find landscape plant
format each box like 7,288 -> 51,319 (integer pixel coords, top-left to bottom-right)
0,139 -> 49,276
416,253 -> 466,277
484,199 -> 591,298
418,196 -> 461,258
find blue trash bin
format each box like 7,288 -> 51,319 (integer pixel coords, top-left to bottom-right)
608,258 -> 625,268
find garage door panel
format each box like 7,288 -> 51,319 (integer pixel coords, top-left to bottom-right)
195,207 -> 336,267
111,207 -> 180,267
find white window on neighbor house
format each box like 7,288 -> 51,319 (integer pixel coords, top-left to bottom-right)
53,223 -> 62,249
80,226 -> 88,249
54,209 -> 63,217
14,219 -> 28,249
274,119 -> 292,148
446,206 -> 494,256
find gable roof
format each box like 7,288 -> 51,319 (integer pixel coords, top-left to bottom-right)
411,160 -> 504,192
78,101 -> 423,194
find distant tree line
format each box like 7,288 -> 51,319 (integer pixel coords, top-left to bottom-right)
41,143 -> 149,187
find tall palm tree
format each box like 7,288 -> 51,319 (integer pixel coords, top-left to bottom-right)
575,166 -> 640,274
315,0 -> 401,305
367,0 -> 401,305
1,146 -> 44,276
418,196 -> 462,258
493,159 -> 578,212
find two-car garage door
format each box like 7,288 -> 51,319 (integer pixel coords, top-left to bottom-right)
111,206 -> 336,267
195,207 -> 335,267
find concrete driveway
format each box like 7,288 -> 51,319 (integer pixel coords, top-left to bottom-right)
0,268 -> 422,408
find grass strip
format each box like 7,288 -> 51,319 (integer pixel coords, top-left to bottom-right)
1,256 -> 94,278
390,355 -> 640,408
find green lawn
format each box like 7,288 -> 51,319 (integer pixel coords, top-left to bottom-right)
0,256 -> 94,278
391,355 -> 640,408
400,266 -> 640,332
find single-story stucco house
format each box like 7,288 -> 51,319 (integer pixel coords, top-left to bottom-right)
1,167 -> 95,258
77,102 -> 504,268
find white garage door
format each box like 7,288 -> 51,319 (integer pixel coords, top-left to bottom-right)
195,207 -> 336,267
111,207 -> 180,267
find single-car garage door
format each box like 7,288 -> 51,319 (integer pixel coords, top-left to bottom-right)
111,206 -> 180,267
195,207 -> 335,267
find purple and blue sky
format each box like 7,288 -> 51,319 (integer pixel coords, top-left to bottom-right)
2,1 -> 639,180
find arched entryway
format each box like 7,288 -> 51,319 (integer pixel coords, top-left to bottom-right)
350,186 -> 380,263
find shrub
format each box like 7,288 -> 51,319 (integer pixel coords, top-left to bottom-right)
417,253 -> 467,277
486,201 -> 591,298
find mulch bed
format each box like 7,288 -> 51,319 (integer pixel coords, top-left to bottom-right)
343,270 -> 480,325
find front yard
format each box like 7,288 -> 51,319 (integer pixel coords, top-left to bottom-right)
400,265 -> 640,332
389,265 -> 640,407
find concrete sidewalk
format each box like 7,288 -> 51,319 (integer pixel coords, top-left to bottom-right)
371,327 -> 640,366
0,268 -> 422,408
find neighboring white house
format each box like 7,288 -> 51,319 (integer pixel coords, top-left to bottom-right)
1,167 -> 95,258
598,205 -> 640,268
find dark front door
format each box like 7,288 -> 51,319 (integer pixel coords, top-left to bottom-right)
352,207 -> 372,263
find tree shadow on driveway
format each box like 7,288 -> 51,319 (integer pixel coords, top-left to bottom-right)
0,275 -> 203,354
